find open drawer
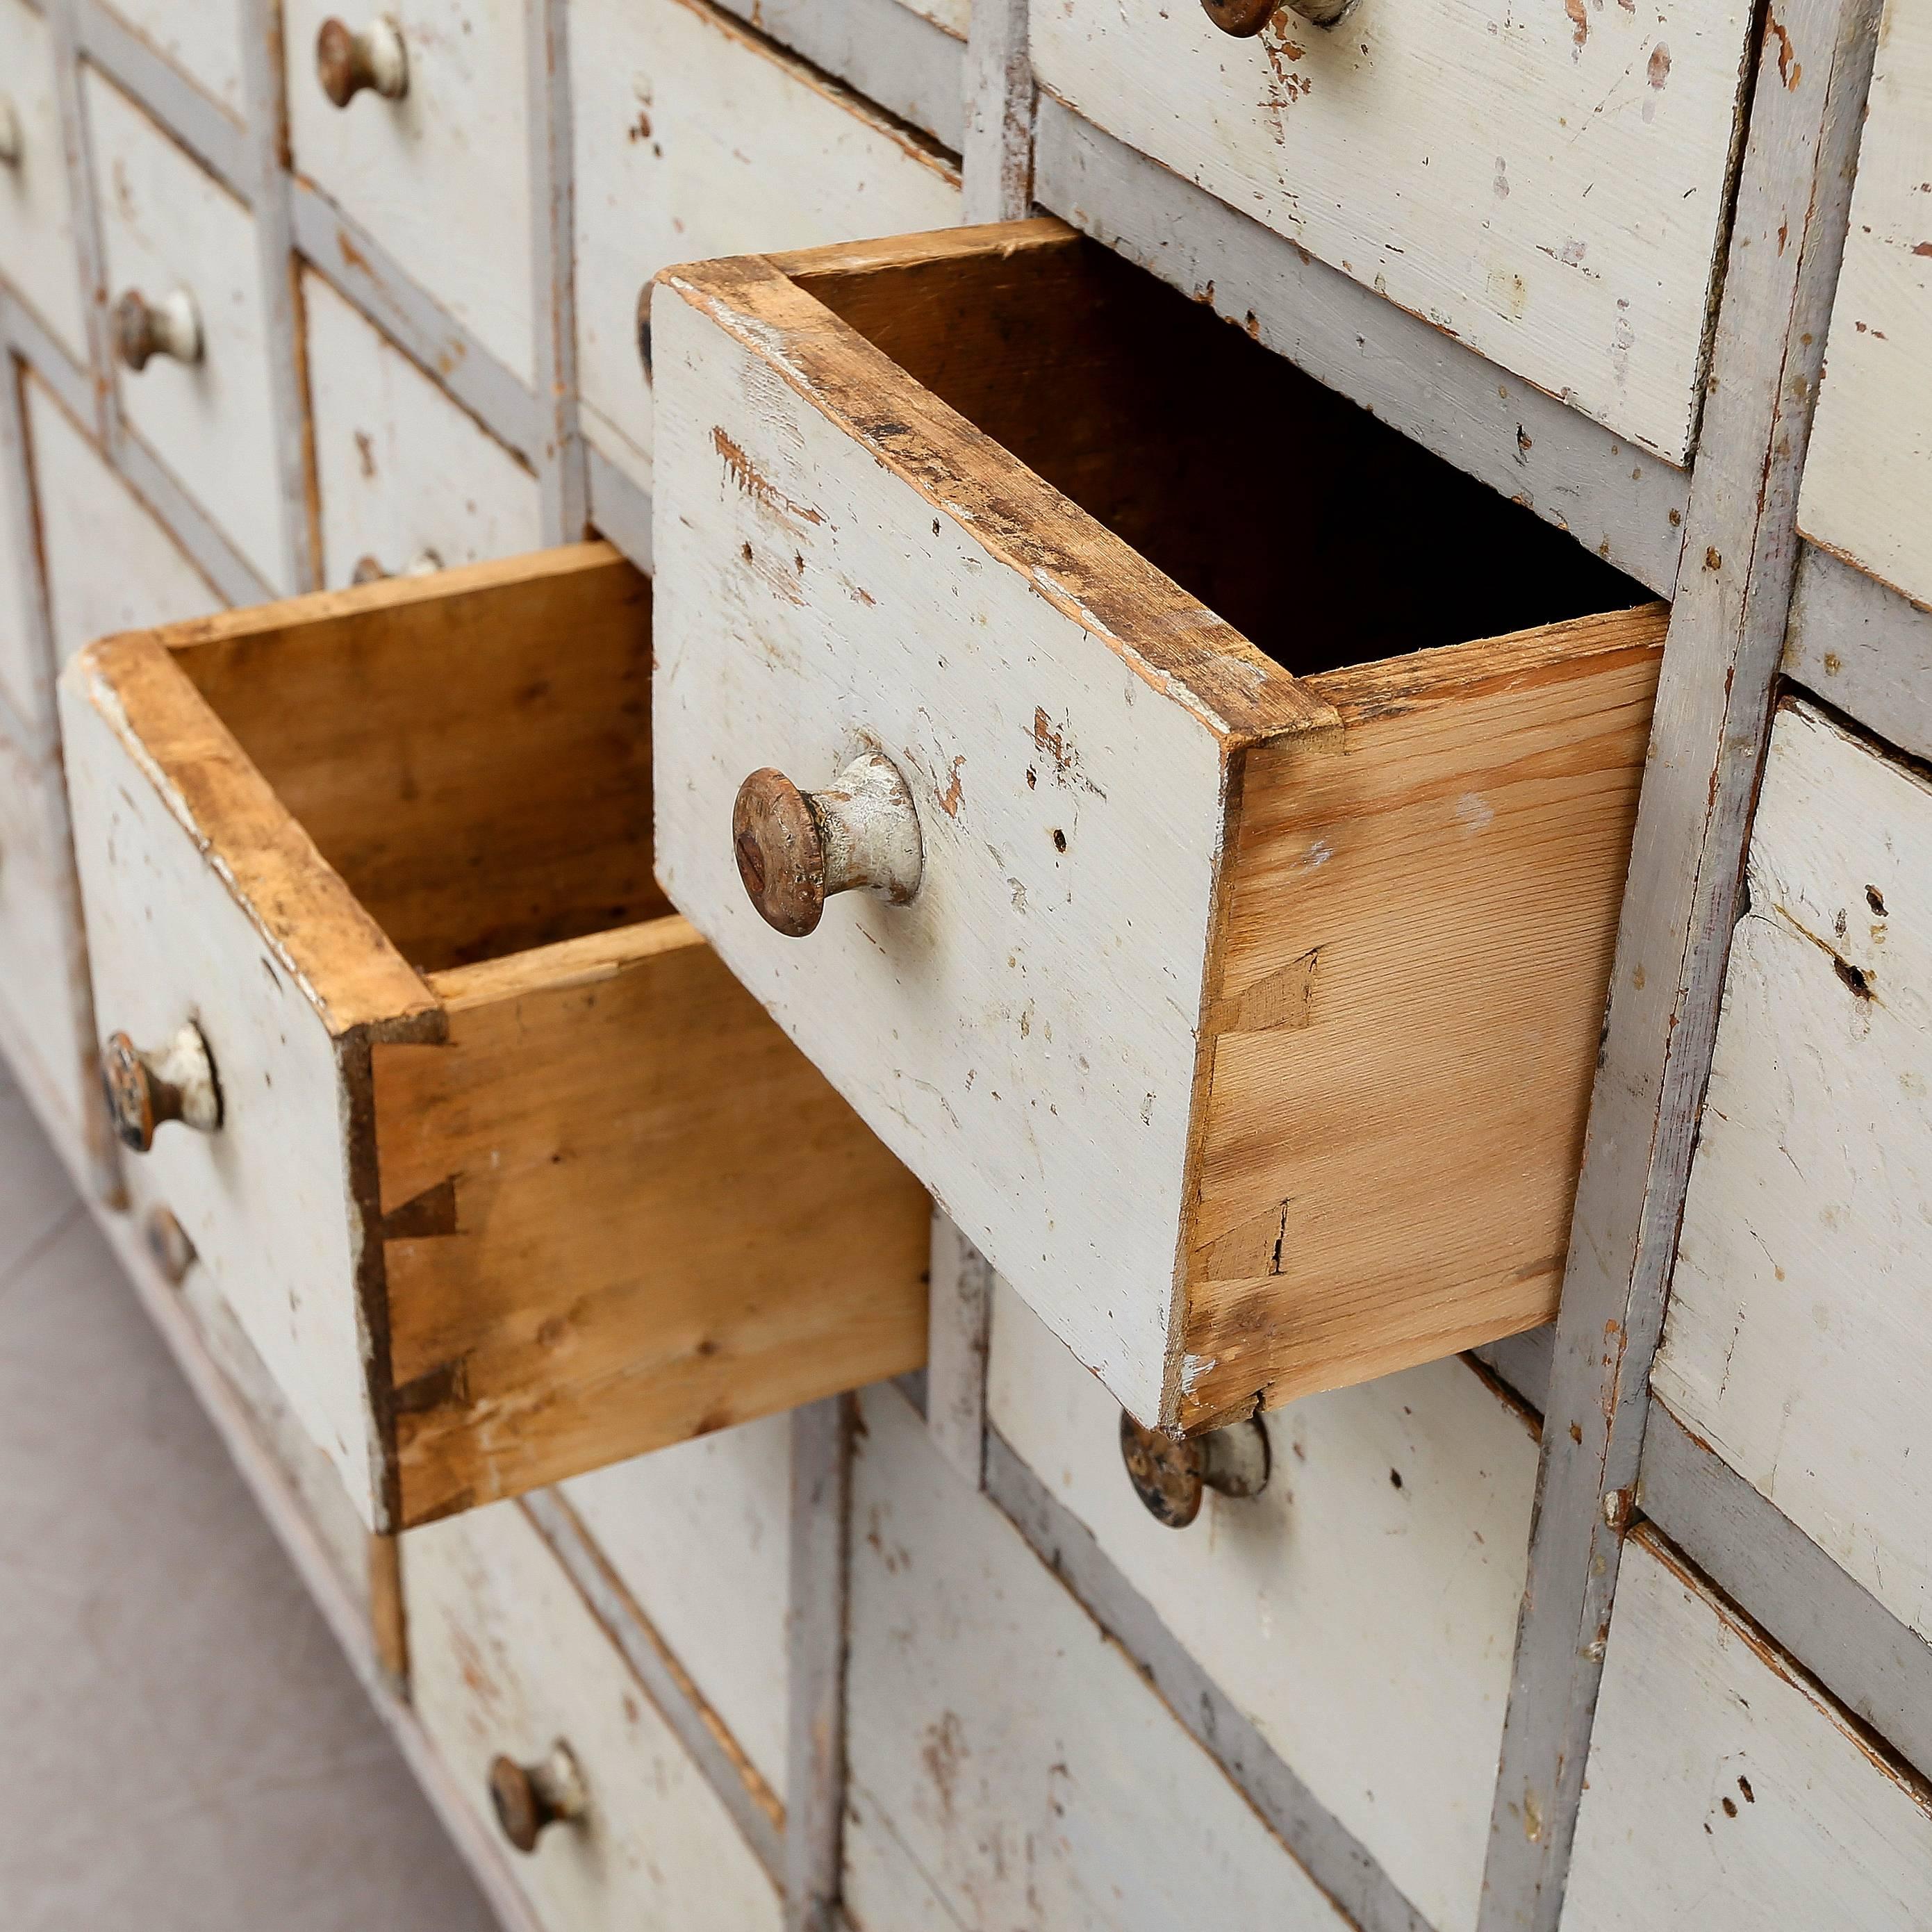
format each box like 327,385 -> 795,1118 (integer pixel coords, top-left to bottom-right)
59,545 -> 929,1532
652,221 -> 1667,1437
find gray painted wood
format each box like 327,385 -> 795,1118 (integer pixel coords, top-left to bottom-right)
924,1209 -> 993,1490
784,1395 -> 852,1932
1032,100 -> 1690,598
44,0 -> 112,443
1470,1329 -> 1555,1419
1476,4 -> 1885,1926
113,425 -> 273,606
528,0 -> 586,544
0,289 -> 92,433
1640,1402 -> 1932,1781
0,351 -> 52,753
984,1426 -> 1434,1932
960,0 -> 1032,224
584,424 -> 652,574
1785,542 -> 1932,764
520,1488 -> 787,1883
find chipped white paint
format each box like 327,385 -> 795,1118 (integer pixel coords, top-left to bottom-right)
570,0 -> 959,498
1799,0 -> 1932,608
988,1283 -> 1538,1932
303,268 -> 543,589
0,0 -> 88,363
1564,1529 -> 1932,1929
1657,700 -> 1932,1647
99,0 -> 248,115
85,68 -> 289,588
283,0 -> 535,381
559,1414 -> 793,1801
408,1499 -> 784,1930
651,278 -> 1228,1428
1030,0 -> 1754,463
843,1383 -> 1355,1930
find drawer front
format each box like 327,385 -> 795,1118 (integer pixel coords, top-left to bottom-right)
843,1382 -> 1353,1931
1564,1528 -> 1932,1929
408,1498 -> 783,1930
86,69 -> 288,588
988,1283 -> 1536,1932
304,267 -> 543,589
0,0 -> 89,361
101,0 -> 248,115
1656,700 -> 1932,1646
1797,0 -> 1932,608
285,0 -> 533,381
570,0 -> 959,495
559,1412 -> 791,1801
1031,0 -> 1752,464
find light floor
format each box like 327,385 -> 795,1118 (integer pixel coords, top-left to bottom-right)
0,1060 -> 499,1932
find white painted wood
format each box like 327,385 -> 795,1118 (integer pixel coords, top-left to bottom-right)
652,276 -> 1228,1429
1656,700 -> 1932,1649
0,0 -> 89,362
570,0 -> 959,497
303,267 -> 543,588
584,439 -> 651,574
283,0 -> 535,383
893,0 -> 967,40
1564,1528 -> 1932,1929
408,1497 -> 784,1932
843,1382 -> 1354,1930
988,1282 -> 1537,1932
84,67 -> 289,588
960,0 -> 1031,224
1786,543 -> 1932,766
24,372 -> 221,670
99,0 -> 248,118
925,1208 -> 993,1488
558,1414 -> 793,1801
0,354 -> 51,743
1032,0 -> 1753,464
527,0 -> 585,543
1798,0 -> 1932,610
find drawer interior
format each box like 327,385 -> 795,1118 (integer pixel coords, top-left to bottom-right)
179,557 -> 662,973
795,235 -> 1649,674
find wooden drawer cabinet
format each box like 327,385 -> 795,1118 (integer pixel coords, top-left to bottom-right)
408,1498 -> 783,1929
0,0 -> 89,364
58,544 -> 929,1533
1563,1528 -> 1932,1929
101,0 -> 249,116
569,0 -> 959,499
1030,0 -> 1752,465
654,220 -> 1663,1436
843,1383 -> 1353,1931
285,0 -> 534,382
302,267 -> 543,589
1656,700 -> 1932,1647
989,1282 -> 1536,1932
85,69 -> 288,588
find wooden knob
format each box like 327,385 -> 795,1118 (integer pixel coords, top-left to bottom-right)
1118,1410 -> 1270,1528
732,748 -> 924,939
113,288 -> 202,372
0,96 -> 22,167
488,1743 -> 587,1854
316,16 -> 409,108
1200,0 -> 1351,34
144,1206 -> 197,1286
101,1024 -> 222,1154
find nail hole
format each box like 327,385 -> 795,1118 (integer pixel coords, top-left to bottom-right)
1833,957 -> 1874,1000
1867,884 -> 1887,916
1051,829 -> 1066,852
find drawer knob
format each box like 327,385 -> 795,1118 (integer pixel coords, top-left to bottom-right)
101,1024 -> 222,1153
1200,0 -> 1351,35
488,1742 -> 588,1854
0,96 -> 21,167
113,288 -> 202,372
350,547 -> 443,585
732,749 -> 924,939
316,17 -> 409,108
1119,1410 -> 1270,1528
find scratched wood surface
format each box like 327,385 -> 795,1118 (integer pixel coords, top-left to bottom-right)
1564,1528 -> 1932,1929
408,1498 -> 784,1931
1797,0 -> 1932,609
1031,0 -> 1753,464
0,0 -> 89,364
1656,702 -> 1932,1648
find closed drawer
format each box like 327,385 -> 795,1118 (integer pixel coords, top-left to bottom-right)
1032,0 -> 1752,464
843,1382 -> 1353,1931
408,1497 -> 783,1928
304,267 -> 543,589
1798,0 -> 1932,609
1563,1527 -> 1932,1929
989,1282 -> 1536,1932
653,221 -> 1663,1436
86,69 -> 288,588
100,0 -> 248,116
58,543 -> 930,1533
560,1412 -> 791,1801
285,0 -> 533,381
570,0 -> 959,497
1656,700 -> 1932,1646
0,0 -> 89,362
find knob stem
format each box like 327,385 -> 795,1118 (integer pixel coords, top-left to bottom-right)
113,289 -> 202,372
0,96 -> 22,167
1200,0 -> 1351,35
488,1742 -> 587,1854
316,17 -> 409,108
101,1023 -> 222,1153
1120,1410 -> 1271,1528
